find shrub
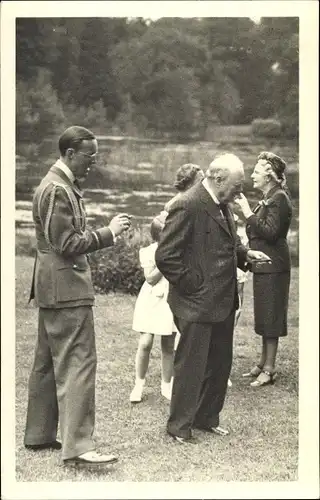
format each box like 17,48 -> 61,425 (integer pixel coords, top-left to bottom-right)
277,85 -> 299,139
251,118 -> 282,138
16,69 -> 65,143
90,225 -> 151,295
15,231 -> 37,257
281,118 -> 299,139
16,143 -> 41,160
63,100 -> 111,134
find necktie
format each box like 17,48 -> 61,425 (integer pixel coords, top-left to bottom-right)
218,203 -> 228,218
218,203 -> 231,232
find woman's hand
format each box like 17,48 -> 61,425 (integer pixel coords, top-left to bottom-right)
234,193 -> 253,219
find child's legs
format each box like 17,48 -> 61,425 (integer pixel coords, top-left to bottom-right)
238,281 -> 244,307
135,333 -> 154,380
161,334 -> 176,383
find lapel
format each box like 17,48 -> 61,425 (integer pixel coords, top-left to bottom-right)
50,164 -> 84,198
252,185 -> 280,213
224,204 -> 238,241
252,202 -> 261,214
198,184 -> 232,237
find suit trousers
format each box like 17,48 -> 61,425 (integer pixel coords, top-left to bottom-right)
24,306 -> 97,460
167,312 -> 235,439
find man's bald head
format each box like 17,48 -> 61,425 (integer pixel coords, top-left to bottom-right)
206,153 -> 244,178
205,153 -> 245,203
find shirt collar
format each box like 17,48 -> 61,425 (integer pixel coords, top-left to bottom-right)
54,158 -> 75,183
202,178 -> 220,205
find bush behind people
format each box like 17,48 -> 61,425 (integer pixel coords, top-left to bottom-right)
89,225 -> 151,295
16,222 -> 299,294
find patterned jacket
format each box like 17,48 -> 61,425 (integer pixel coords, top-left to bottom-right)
30,162 -> 114,308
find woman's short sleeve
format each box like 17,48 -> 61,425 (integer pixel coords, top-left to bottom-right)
139,244 -> 157,270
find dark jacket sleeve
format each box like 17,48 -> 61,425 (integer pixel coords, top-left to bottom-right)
236,234 -> 249,271
41,184 -> 114,256
155,203 -> 202,294
246,192 -> 291,243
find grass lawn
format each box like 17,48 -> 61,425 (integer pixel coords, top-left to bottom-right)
15,256 -> 298,482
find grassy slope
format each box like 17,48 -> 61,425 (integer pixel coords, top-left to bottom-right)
15,256 -> 298,482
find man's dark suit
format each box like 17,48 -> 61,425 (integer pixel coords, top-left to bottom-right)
155,181 -> 248,439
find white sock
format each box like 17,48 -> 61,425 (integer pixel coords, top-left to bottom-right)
134,377 -> 145,387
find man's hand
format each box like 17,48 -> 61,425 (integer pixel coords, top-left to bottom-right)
108,213 -> 132,236
247,249 -> 272,264
234,193 -> 253,219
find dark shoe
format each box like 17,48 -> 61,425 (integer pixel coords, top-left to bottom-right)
63,451 -> 118,467
167,431 -> 196,444
25,440 -> 62,451
242,365 -> 263,378
194,425 -> 230,436
250,370 -> 277,387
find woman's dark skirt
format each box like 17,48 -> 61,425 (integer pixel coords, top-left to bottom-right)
253,272 -> 290,338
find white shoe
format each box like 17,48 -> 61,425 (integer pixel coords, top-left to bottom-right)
130,380 -> 145,403
78,451 -> 118,463
161,380 -> 172,400
64,450 -> 118,466
228,378 -> 232,387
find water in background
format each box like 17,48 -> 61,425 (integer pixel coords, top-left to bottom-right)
16,135 -> 299,250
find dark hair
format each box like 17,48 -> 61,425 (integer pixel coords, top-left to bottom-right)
258,151 -> 291,197
174,163 -> 204,192
58,126 -> 96,156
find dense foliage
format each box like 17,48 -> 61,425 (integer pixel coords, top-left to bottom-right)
16,17 -> 299,142
251,118 -> 282,138
89,226 -> 151,295
16,218 -> 299,294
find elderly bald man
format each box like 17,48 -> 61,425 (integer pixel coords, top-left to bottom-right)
156,153 -> 271,443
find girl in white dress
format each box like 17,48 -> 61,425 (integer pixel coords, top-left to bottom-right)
130,212 -> 177,403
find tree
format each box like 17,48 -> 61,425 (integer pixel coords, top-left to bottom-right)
16,17 -> 299,138
76,18 -> 127,118
16,69 -> 65,143
16,19 -> 62,80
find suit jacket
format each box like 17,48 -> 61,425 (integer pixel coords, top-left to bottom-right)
155,182 -> 248,324
246,186 -> 292,274
30,163 -> 114,308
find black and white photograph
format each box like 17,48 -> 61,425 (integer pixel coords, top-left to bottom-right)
1,1 -> 319,499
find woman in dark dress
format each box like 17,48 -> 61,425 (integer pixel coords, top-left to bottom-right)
235,152 -> 292,387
